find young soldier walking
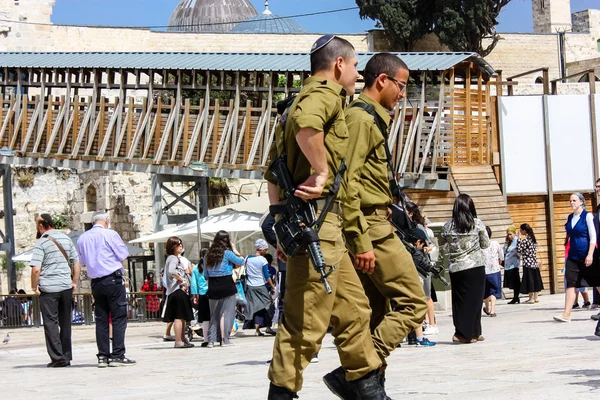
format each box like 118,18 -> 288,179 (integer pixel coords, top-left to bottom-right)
324,53 -> 428,397
265,36 -> 388,399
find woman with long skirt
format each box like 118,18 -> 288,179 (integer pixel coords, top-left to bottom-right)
518,223 -> 544,304
503,226 -> 521,304
440,193 -> 490,344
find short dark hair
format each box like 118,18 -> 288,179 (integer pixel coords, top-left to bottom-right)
37,213 -> 54,229
310,36 -> 355,75
363,53 -> 409,88
264,253 -> 273,266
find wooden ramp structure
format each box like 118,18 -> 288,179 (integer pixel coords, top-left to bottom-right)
407,166 -> 512,241
450,165 -> 513,240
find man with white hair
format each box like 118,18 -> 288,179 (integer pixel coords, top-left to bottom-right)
77,211 -> 135,367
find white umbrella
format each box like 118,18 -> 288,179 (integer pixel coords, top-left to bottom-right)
129,210 -> 262,244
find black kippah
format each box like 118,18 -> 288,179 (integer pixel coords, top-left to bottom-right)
310,34 -> 336,54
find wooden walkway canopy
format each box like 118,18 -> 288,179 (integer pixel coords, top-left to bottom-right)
0,52 -> 495,179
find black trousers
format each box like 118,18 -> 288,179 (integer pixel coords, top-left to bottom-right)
91,273 -> 128,359
39,288 -> 73,362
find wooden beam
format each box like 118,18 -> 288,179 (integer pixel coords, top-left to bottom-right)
111,97 -> 132,158
57,95 -> 78,154
169,98 -> 190,161
71,96 -> 93,157
466,65 -> 472,164
431,72 -> 445,174
199,99 -> 218,162
20,96 -> 42,153
153,98 -> 178,163
44,96 -> 68,156
478,69 -> 484,164
126,97 -> 134,156
85,97 -> 104,156
32,97 -> 50,153
184,98 -> 206,165
127,98 -> 151,160
412,72 -> 426,173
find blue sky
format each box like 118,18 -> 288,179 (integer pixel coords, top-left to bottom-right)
51,0 -> 599,34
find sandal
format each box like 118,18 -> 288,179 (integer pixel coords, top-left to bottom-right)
255,330 -> 265,337
483,307 -> 491,316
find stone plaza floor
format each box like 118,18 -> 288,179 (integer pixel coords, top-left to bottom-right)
1,293 -> 599,399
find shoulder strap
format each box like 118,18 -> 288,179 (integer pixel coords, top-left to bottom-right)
42,233 -> 69,264
351,101 -> 399,197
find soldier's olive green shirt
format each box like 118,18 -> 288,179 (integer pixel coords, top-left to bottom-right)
265,76 -> 349,201
343,93 -> 393,255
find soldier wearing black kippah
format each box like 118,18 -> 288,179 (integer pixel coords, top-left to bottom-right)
265,35 -> 389,399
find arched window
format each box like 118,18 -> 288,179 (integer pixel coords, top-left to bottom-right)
535,76 -> 544,84
85,185 -> 97,212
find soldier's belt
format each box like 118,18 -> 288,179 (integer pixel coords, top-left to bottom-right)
361,205 -> 389,217
315,199 -> 342,216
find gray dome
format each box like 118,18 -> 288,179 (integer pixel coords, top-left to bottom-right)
232,1 -> 305,34
168,0 -> 258,33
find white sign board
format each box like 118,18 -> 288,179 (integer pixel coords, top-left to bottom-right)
547,95 -> 594,192
499,96 -> 548,194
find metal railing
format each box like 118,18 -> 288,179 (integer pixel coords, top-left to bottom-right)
0,291 -> 164,328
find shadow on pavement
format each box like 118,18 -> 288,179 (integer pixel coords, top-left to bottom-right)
551,370 -> 600,391
551,336 -> 600,341
225,360 -> 269,366
13,363 -> 97,369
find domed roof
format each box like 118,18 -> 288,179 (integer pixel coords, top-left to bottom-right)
231,1 -> 306,34
167,0 -> 258,33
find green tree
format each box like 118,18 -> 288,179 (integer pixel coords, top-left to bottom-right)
432,0 -> 510,57
356,0 -> 434,51
355,0 -> 510,56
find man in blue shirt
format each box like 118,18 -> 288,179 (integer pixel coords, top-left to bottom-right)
77,211 -> 135,367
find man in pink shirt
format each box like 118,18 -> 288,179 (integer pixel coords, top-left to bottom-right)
77,211 -> 135,368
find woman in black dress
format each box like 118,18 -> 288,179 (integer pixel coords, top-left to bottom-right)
162,236 -> 194,348
518,224 -> 544,304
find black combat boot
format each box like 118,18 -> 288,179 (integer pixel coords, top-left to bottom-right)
323,367 -> 357,400
267,383 -> 299,399
348,370 -> 392,400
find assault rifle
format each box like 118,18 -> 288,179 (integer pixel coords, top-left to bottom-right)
268,155 -> 345,294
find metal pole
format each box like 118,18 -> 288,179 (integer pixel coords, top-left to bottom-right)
195,183 -> 202,262
151,174 -> 165,275
2,165 -> 16,290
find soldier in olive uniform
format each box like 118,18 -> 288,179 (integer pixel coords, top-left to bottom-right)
324,53 -> 428,395
265,36 -> 388,400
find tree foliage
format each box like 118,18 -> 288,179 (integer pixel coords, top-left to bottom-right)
356,0 -> 511,56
